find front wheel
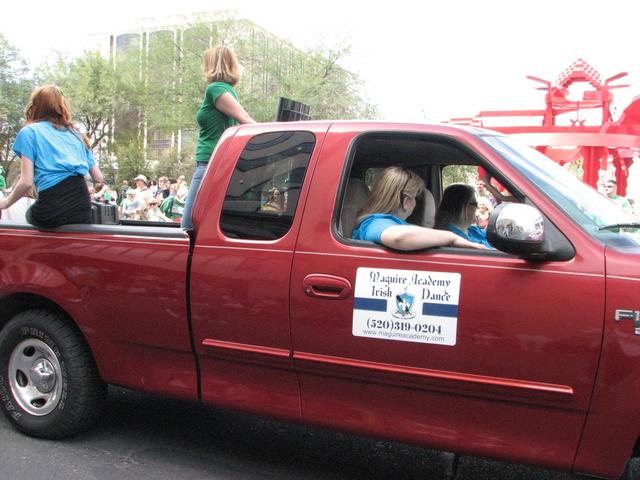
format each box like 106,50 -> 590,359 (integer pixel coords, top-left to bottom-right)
0,309 -> 106,439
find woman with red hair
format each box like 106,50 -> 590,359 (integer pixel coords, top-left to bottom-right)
0,85 -> 106,227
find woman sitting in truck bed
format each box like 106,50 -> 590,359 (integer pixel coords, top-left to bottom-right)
0,85 -> 106,227
351,166 -> 485,251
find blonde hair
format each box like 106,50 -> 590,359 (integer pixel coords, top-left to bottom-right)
357,166 -> 425,223
202,46 -> 240,86
25,85 -> 90,148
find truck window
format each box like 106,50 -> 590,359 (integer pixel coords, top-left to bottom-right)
337,132 -> 519,243
484,134 -> 640,247
220,131 -> 315,240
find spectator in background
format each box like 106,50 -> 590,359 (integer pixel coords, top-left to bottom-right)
118,179 -> 129,205
145,197 -> 170,222
177,180 -> 189,202
133,174 -> 153,211
0,85 -> 106,227
475,178 -> 496,207
120,189 -> 141,220
104,184 -> 118,205
603,179 -> 633,213
155,176 -> 170,199
475,197 -> 493,229
181,45 -> 256,230
93,182 -> 117,205
160,183 -> 186,222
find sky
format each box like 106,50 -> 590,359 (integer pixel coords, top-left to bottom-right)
2,0 -> 639,123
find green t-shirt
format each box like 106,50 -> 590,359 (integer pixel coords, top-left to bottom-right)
194,82 -> 239,162
160,195 -> 185,220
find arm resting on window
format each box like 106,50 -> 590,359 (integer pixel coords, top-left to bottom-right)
380,225 -> 486,251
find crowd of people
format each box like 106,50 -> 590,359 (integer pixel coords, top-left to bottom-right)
91,174 -> 189,222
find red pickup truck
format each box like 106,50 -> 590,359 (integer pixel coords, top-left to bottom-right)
1,121 -> 639,479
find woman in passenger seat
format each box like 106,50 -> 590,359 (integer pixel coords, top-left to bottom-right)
434,183 -> 493,248
352,166 -> 485,251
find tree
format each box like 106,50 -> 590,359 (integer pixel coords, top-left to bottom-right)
0,33 -> 33,181
39,50 -> 145,155
112,137 -> 149,184
38,47 -> 153,182
443,165 -> 477,187
250,44 -> 378,121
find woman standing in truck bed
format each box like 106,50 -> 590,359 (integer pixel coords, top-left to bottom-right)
181,45 -> 256,230
0,85 -> 106,227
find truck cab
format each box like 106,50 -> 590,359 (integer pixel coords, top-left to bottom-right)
188,121 -> 640,478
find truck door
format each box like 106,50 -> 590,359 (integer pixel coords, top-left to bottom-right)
189,126 -> 325,421
290,125 -> 604,469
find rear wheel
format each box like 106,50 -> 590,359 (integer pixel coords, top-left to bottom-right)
0,309 -> 106,439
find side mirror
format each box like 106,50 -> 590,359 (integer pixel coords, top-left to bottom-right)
487,203 -> 573,261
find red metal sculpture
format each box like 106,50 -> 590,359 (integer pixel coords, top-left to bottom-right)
447,59 -> 640,195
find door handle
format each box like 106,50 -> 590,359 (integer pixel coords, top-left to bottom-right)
303,274 -> 352,300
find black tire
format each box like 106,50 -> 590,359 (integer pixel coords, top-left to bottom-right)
0,309 -> 106,439
621,458 -> 640,480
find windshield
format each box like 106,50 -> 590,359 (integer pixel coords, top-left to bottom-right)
482,134 -> 640,247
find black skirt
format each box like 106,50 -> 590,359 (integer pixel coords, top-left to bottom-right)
27,175 -> 92,228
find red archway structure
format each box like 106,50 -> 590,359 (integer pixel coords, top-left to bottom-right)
447,59 -> 640,195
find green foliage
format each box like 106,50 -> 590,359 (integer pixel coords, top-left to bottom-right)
442,165 -> 477,188
259,45 -> 378,121
0,33 -> 34,180
6,17 -> 378,182
231,28 -> 378,122
112,137 -> 148,184
39,51 -> 120,150
153,146 -> 195,180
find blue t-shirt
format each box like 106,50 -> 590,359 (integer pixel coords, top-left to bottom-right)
12,121 -> 95,192
352,214 -> 409,243
447,224 -> 494,249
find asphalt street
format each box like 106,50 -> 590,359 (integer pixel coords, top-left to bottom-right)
0,386 -> 591,480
